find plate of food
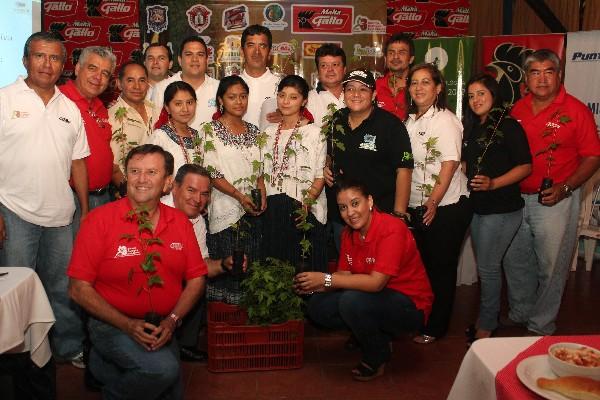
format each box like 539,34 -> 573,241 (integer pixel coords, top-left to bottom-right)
516,343 -> 600,400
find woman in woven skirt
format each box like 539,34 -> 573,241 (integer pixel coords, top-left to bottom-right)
203,75 -> 266,304
262,75 -> 328,272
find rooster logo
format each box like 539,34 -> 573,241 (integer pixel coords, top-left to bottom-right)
49,22 -> 67,41
86,0 -> 101,17
298,11 -> 315,29
108,24 -> 126,43
485,43 -> 533,105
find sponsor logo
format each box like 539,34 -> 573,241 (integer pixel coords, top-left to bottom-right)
88,0 -> 136,20
58,116 -> 71,123
108,23 -> 139,43
388,5 -> 427,28
11,111 -> 30,119
207,45 -> 215,64
419,29 -> 440,38
262,3 -> 288,31
302,40 -> 342,58
365,257 -> 376,264
170,242 -> 183,251
272,42 -> 294,56
345,253 -> 353,266
292,5 -> 354,35
352,15 -> 386,34
114,245 -> 141,258
63,22 -> 102,43
359,133 -> 377,151
146,5 -> 168,34
186,4 -> 211,34
222,4 -> 249,32
216,35 -> 242,63
44,0 -> 77,17
587,102 -> 600,116
433,8 -> 469,28
571,51 -> 600,62
353,43 -> 382,58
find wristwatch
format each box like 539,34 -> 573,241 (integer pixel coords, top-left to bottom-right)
562,184 -> 573,198
168,312 -> 182,328
324,273 -> 333,288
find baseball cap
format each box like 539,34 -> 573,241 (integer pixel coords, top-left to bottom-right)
342,69 -> 375,89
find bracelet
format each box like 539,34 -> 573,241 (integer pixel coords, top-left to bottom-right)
324,273 -> 332,288
168,312 -> 181,328
430,198 -> 438,207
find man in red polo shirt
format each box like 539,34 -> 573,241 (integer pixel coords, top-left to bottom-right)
68,144 -> 207,399
504,49 -> 600,335
60,46 -> 115,236
375,33 -> 415,121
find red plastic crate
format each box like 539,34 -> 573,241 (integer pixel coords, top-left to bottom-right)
207,302 -> 304,372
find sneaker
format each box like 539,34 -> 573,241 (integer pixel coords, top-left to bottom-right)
70,351 -> 86,369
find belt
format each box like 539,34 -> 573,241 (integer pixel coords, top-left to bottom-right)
89,186 -> 109,196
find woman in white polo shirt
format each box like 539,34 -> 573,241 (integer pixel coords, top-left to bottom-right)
405,63 -> 472,344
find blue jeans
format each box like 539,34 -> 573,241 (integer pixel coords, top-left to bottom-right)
470,210 -> 522,331
504,191 -> 580,335
72,191 -> 110,239
0,202 -> 84,359
88,317 -> 183,400
307,289 -> 424,368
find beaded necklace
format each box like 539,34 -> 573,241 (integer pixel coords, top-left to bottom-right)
271,118 -> 302,188
168,119 -> 195,164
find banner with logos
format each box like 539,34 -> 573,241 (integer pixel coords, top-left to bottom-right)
481,33 -> 565,105
565,30 -> 600,132
386,0 -> 470,39
42,0 -> 141,101
141,0 -> 387,88
412,36 -> 475,119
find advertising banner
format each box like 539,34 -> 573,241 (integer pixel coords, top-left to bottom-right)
386,0 -> 470,39
565,30 -> 600,132
481,33 -> 565,105
141,0 -> 387,88
413,36 -> 475,119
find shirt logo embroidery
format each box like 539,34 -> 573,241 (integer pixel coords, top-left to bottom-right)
170,242 -> 183,251
365,257 -> 376,264
346,253 -> 353,266
208,98 -> 216,107
59,116 -> 71,123
11,111 -> 30,119
114,245 -> 141,258
359,134 -> 377,151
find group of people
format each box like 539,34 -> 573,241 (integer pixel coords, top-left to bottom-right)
1,23 -> 599,398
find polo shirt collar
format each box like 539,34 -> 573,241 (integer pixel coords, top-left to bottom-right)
350,208 -> 381,244
241,68 -> 274,82
407,105 -> 437,122
60,79 -> 103,111
16,75 -> 63,104
115,95 -> 154,114
119,198 -> 175,236
522,85 -> 567,112
342,106 -> 377,128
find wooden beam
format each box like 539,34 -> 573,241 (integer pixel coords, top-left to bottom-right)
523,0 -> 567,32
503,0 -> 513,34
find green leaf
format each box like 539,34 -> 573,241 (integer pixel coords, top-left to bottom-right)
147,275 -> 164,287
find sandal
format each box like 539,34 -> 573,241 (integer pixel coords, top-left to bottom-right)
352,361 -> 385,382
412,334 -> 437,344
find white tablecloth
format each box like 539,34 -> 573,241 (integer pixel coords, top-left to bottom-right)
0,267 -> 56,367
447,336 -> 539,400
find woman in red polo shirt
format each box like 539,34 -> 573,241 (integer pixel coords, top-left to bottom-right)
294,178 -> 433,381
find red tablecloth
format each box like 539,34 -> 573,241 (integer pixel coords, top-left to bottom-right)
495,335 -> 600,400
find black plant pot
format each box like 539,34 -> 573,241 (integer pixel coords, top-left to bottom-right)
232,248 -> 244,275
538,177 -> 554,205
296,257 -> 310,274
144,311 -> 162,334
411,205 -> 428,231
251,188 -> 262,211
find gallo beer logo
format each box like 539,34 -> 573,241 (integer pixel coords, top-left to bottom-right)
291,5 -> 354,35
388,5 -> 427,29
96,0 -> 136,20
44,0 -> 78,17
63,21 -> 102,43
108,23 -> 139,44
433,7 -> 469,28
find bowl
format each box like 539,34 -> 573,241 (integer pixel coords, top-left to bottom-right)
548,342 -> 600,379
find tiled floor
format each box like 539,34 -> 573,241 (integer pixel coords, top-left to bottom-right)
54,260 -> 600,400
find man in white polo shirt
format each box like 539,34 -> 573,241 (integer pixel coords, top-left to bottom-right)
0,32 -> 90,364
240,25 -> 280,129
306,43 -> 347,129
152,36 -> 219,131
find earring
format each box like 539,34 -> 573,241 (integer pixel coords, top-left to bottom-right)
219,104 -> 223,113
369,206 -> 373,211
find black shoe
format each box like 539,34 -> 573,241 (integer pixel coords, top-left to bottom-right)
180,347 -> 208,362
84,367 -> 103,392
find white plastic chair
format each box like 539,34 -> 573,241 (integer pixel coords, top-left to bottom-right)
570,171 -> 600,271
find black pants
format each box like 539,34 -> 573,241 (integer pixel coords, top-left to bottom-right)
0,353 -> 55,400
410,196 -> 472,338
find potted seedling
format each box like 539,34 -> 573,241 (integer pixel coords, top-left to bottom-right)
414,136 -> 442,230
322,104 -> 346,182
229,219 -> 249,276
122,206 -> 164,333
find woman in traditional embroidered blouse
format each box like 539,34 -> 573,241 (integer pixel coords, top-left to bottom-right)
405,63 -> 472,344
262,75 -> 327,271
203,75 -> 266,305
147,81 -> 200,175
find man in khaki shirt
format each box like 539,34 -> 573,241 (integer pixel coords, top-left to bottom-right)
108,61 -> 155,194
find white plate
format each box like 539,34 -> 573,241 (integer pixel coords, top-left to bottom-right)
516,355 -> 570,400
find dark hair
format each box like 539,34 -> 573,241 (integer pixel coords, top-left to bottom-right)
118,61 -> 147,81
178,36 -> 207,57
164,81 -> 197,106
125,144 -> 175,177
384,33 -> 415,57
174,164 -> 211,184
216,75 -> 249,111
315,43 -> 346,67
462,73 -> 504,136
144,43 -> 173,61
277,75 -> 309,100
241,24 -> 272,49
23,31 -> 66,61
406,63 -> 448,115
333,177 -> 372,200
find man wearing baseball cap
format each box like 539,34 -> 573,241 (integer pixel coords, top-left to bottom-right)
324,69 -> 414,250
